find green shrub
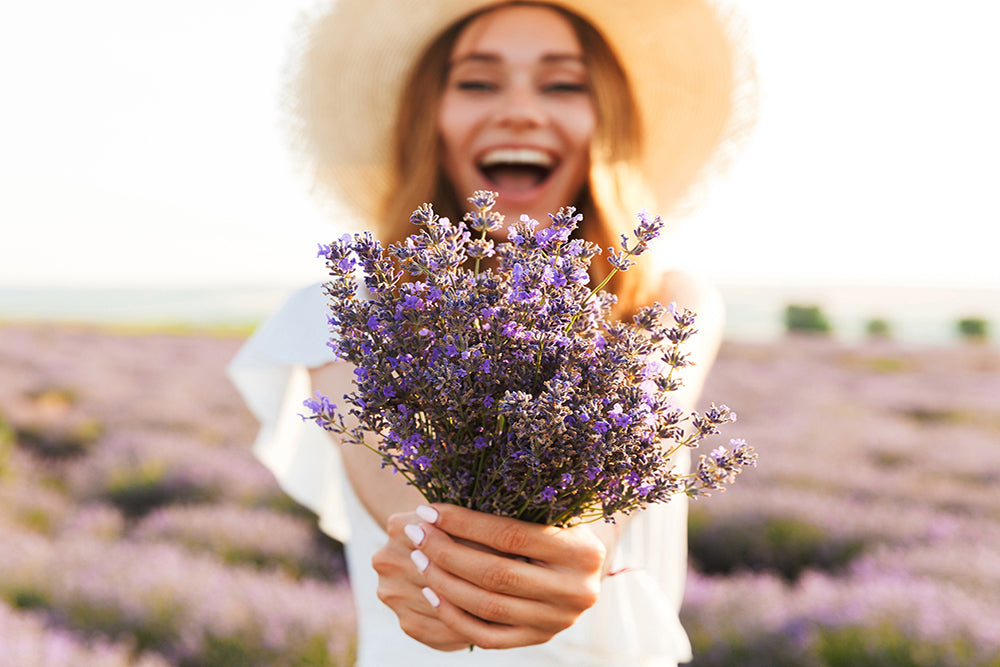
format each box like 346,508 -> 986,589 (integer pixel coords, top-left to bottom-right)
957,317 -> 989,341
784,304 -> 832,335
15,418 -> 103,458
900,406 -> 970,425
66,597 -> 182,657
0,415 -> 13,477
865,318 -> 892,339
816,623 -> 980,667
688,512 -> 865,581
686,623 -> 986,667
10,588 -> 49,611
869,448 -> 912,469
198,632 -> 349,667
103,464 -> 212,517
686,626 -> 817,667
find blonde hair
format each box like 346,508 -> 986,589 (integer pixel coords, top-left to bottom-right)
380,2 -> 658,316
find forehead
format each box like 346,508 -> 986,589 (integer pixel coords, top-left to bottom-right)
451,4 -> 584,60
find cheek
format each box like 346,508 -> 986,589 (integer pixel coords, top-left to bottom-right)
559,105 -> 597,159
437,94 -> 477,152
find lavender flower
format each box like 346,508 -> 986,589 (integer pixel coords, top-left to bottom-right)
0,528 -> 355,664
304,192 -> 754,525
0,601 -> 170,667
4,308 -> 1000,662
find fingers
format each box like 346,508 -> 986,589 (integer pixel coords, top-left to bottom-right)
380,505 -> 605,651
397,605 -> 478,652
405,510 -> 600,637
426,588 -> 555,650
421,549 -> 580,633
374,514 -> 429,590
418,503 -> 564,562
414,523 -> 577,604
374,511 -> 476,651
421,503 -> 607,575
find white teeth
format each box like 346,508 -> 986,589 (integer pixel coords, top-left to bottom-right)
479,148 -> 554,168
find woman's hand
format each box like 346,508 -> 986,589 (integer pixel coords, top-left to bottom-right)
374,503 -> 607,650
372,508 -> 477,651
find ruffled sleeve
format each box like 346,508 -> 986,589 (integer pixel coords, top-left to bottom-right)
226,284 -> 352,542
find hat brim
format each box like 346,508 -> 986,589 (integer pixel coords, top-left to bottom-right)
288,0 -> 757,222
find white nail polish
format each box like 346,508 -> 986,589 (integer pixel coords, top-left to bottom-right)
410,549 -> 429,573
404,523 -> 425,547
415,505 -> 439,524
422,587 -> 440,608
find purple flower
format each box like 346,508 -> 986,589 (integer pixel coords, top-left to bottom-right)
606,249 -> 635,272
304,192 -> 753,527
303,392 -> 336,416
507,228 -> 525,244
542,266 -> 567,287
468,190 -> 497,210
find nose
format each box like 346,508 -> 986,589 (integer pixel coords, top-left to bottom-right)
494,80 -> 546,130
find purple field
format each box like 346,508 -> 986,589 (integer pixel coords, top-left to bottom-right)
1,323 -> 998,666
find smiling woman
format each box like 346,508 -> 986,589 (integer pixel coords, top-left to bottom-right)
383,3 -> 652,309
291,0 -> 751,315
436,6 -> 597,224
228,1 -> 755,665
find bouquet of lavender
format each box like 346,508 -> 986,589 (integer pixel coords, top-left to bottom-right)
305,191 -> 755,526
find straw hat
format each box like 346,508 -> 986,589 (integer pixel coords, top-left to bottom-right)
287,0 -> 756,222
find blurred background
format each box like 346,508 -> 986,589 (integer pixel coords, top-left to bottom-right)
1,2 -> 998,666
2,0 -> 998,342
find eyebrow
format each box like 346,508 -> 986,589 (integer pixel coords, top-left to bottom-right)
449,53 -> 585,67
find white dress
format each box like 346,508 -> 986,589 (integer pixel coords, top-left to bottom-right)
227,284 -> 693,666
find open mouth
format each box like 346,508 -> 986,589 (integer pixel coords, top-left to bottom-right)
477,148 -> 556,192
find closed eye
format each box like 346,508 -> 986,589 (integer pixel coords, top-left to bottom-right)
544,82 -> 588,94
456,80 -> 498,92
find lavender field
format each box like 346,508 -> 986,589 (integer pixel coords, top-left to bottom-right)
1,322 -> 998,666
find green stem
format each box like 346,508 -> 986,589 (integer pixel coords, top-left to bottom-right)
473,205 -> 488,278
356,438 -> 430,503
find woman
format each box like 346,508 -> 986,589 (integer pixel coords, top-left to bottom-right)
229,1 -> 754,664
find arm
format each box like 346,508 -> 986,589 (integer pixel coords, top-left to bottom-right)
309,362 -> 426,528
311,363 -> 609,651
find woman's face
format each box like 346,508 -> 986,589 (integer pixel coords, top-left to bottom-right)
437,5 -> 596,226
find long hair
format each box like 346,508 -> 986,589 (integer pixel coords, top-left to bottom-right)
379,2 -> 657,316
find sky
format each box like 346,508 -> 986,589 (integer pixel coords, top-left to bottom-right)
2,1 -> 999,289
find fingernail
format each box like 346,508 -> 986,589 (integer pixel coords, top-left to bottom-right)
416,505 -> 439,524
410,549 -> 429,573
422,587 -> 440,608
404,523 -> 425,547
